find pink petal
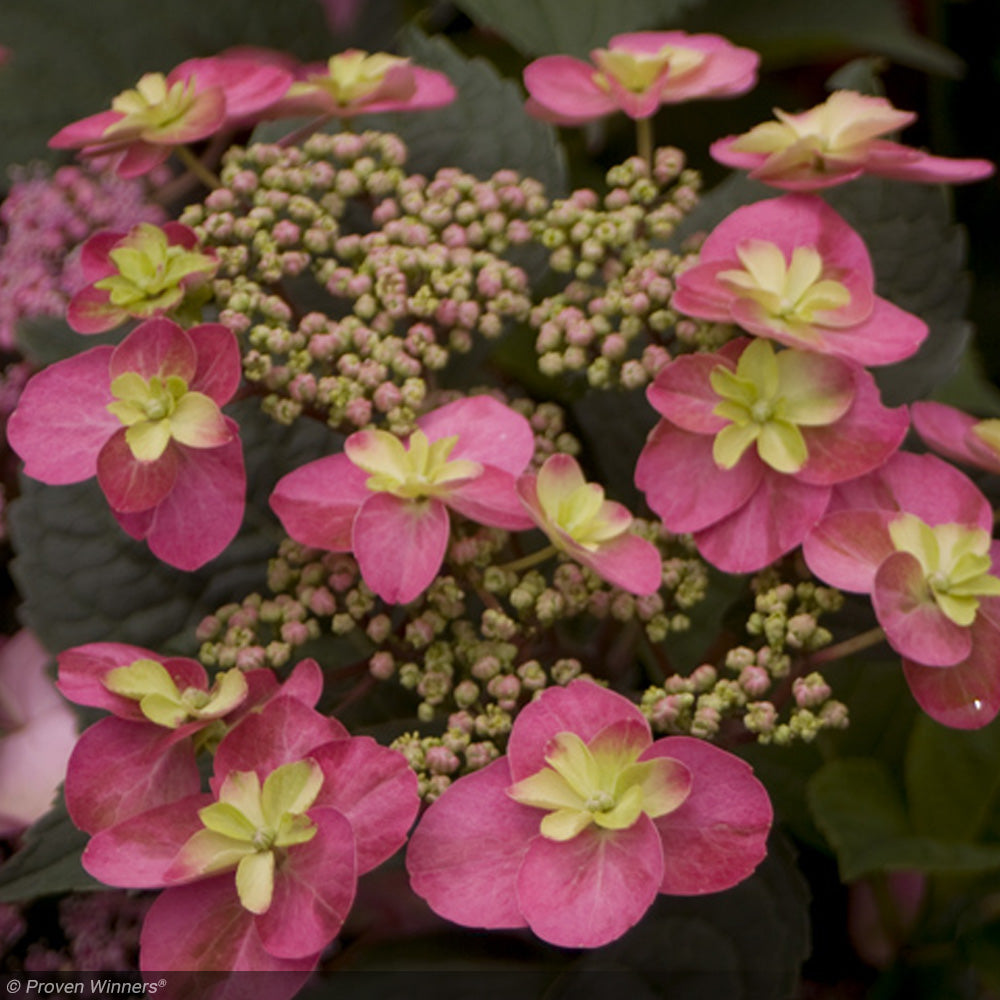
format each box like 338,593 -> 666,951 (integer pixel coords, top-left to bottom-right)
57,643 -> 206,718
82,791 -> 210,885
417,396 -> 535,476
66,285 -> 125,334
311,738 -> 419,874
256,807 -> 357,959
6,347 -> 117,484
873,551 -> 971,666
113,141 -> 173,179
694,471 -> 831,573
352,493 -> 450,604
66,718 -> 202,834
645,353 -> 729,433
49,110 -> 129,149
271,657 -> 324,709
406,758 -> 535,930
523,55 -> 618,124
446,466 -> 536,530
802,509 -> 897,593
517,817 -> 663,947
865,141 -> 995,185
903,600 -> 1000,729
109,317 -> 198,383
125,428 -> 245,571
802,295 -> 927,367
97,430 -> 181,512
269,454 -> 370,551
573,531 -> 663,596
212,696 -> 348,792
911,401 -> 1000,474
645,736 -> 772,894
78,230 -> 124,281
170,56 -> 294,124
361,66 -> 456,113
507,679 -> 650,782
635,422 -> 763,533
189,323 -> 242,403
140,876 -> 319,975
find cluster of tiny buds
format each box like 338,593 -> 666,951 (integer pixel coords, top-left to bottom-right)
528,148 -> 703,389
641,572 -> 848,744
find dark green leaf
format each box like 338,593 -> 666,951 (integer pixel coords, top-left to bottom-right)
808,757 -> 1000,880
453,0 -> 707,58
363,26 -> 568,194
0,800 -> 99,902
931,348 -> 1000,418
8,399 -> 332,654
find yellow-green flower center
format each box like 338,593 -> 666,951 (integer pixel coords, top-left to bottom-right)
178,761 -> 323,914
103,73 -> 199,138
290,51 -> 409,106
347,428 -> 481,501
971,419 -> 1000,457
888,514 -> 1000,626
592,44 -> 704,95
507,729 -> 689,842
709,339 -> 851,474
103,658 -> 248,729
536,469 -> 629,552
717,241 -> 851,338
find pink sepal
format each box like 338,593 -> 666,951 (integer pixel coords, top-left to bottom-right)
645,736 -> 771,894
98,430 -> 181,512
507,679 -> 649,782
66,718 -> 202,834
269,454 -> 369,551
170,56 -> 294,126
189,323 -> 242,403
6,347 -> 117,483
645,352 -> 729,433
82,792 -> 210,886
517,817 -> 664,948
255,807 -> 357,959
911,401 -> 1000,474
873,551 -> 971,667
352,492 -> 450,604
140,875 -> 320,975
575,530 -> 663,596
865,141 -> 995,185
802,509 -> 897,592
406,757 -> 534,930
446,466 -> 536,531
50,110 -> 129,149
523,56 -> 618,125
311,739 -> 419,874
66,285 -> 123,334
110,316 -> 198,383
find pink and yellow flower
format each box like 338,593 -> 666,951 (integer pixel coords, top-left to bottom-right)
523,31 -> 759,125
407,679 -> 771,947
7,317 -> 245,570
803,451 -> 1000,729
516,454 -> 662,595
67,222 -> 217,334
911,401 -> 1000,475
266,50 -> 455,119
672,194 -> 927,366
81,696 -> 419,973
49,52 -> 294,178
635,337 -> 908,572
270,396 -> 535,604
710,90 -> 994,191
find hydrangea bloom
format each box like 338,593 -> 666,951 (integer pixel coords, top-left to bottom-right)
49,53 -> 294,178
0,631 -> 77,837
270,396 -> 535,603
7,317 -> 245,570
267,50 -> 455,119
523,31 -> 759,126
672,194 -> 927,366
516,454 -> 662,595
58,644 -> 321,834
81,696 -> 419,973
67,222 -> 217,334
802,451 -> 1000,728
710,90 -> 995,191
407,679 -> 771,947
911,401 -> 1000,475
635,337 -> 908,572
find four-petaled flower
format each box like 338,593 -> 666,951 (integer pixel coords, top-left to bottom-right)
672,194 -> 927,366
407,679 -> 772,947
710,90 -> 994,190
517,453 -> 662,595
803,451 -> 1000,729
523,31 -> 759,125
67,222 -> 218,334
635,337 -> 908,572
270,396 -> 535,604
7,317 -> 245,570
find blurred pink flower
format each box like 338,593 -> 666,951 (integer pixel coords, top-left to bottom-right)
673,194 -> 927,366
911,401 -> 1000,475
523,31 -> 759,125
407,679 -> 771,947
0,631 -> 77,837
711,90 -> 994,191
